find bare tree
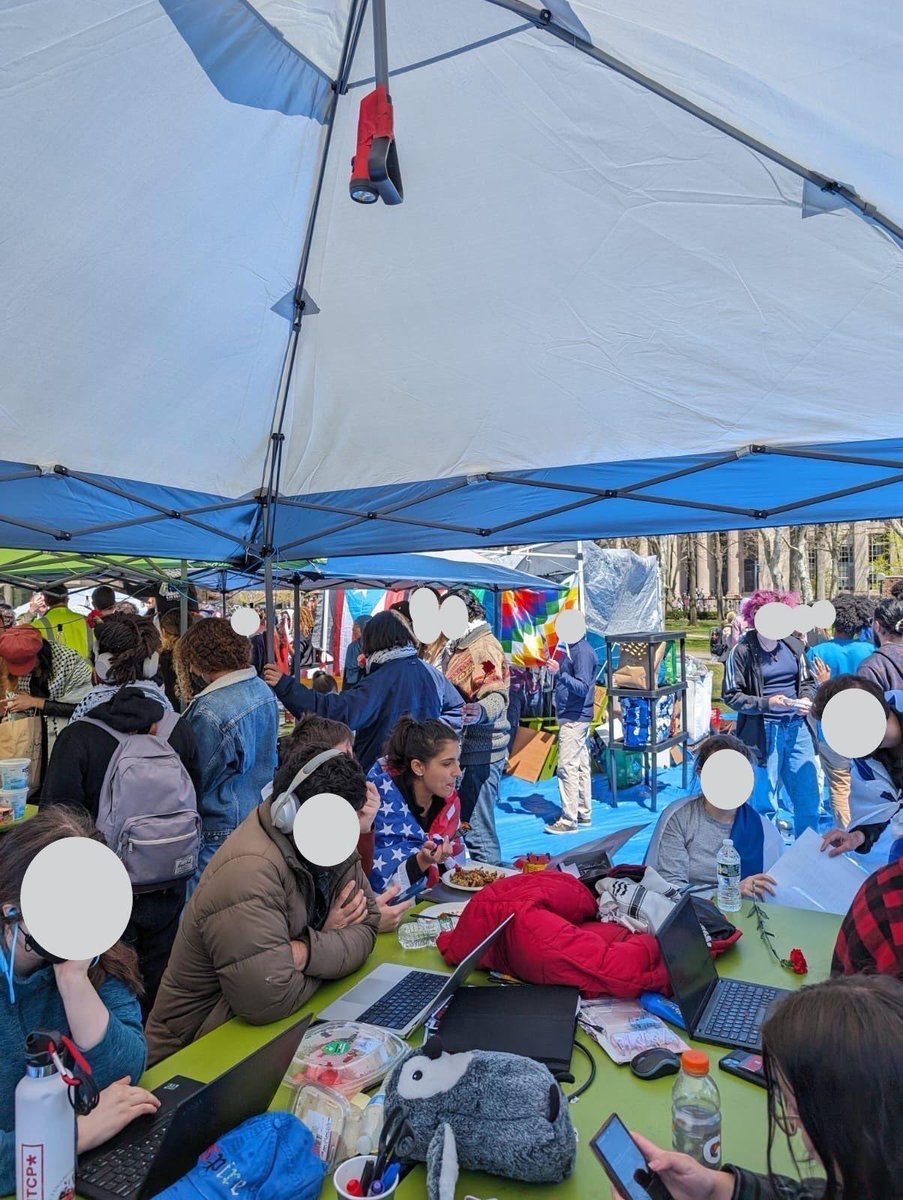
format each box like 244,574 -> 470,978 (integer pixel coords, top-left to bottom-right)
686,534 -> 698,625
788,526 -> 814,603
711,531 -> 727,620
759,526 -> 787,590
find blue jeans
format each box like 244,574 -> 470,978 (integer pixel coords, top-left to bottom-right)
187,829 -> 231,898
752,719 -> 820,837
460,759 -> 504,865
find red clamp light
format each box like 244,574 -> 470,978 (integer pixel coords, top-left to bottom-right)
349,85 -> 403,205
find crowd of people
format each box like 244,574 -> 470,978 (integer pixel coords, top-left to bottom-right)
1,575 -> 903,1199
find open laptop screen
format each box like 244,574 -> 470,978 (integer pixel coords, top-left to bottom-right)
657,895 -> 718,1030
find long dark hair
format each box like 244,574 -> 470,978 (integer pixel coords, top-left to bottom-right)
763,975 -> 903,1199
0,807 -> 143,996
362,611 -> 416,656
95,614 -> 161,686
385,716 -> 459,798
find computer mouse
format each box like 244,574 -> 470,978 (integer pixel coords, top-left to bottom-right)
630,1048 -> 681,1081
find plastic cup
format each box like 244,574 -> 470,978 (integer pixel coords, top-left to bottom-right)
0,789 -> 26,820
0,759 -> 30,790
334,1156 -> 399,1199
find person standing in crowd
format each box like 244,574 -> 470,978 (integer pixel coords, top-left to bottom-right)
0,626 -> 91,795
87,585 -> 118,632
312,671 -> 338,694
442,589 -> 510,864
69,614 -> 171,722
722,589 -> 820,836
32,584 -> 91,659
859,596 -> 903,691
146,741 -> 379,1065
544,627 -> 599,834
646,735 -> 781,895
265,611 -> 451,773
0,604 -> 16,632
807,594 -> 876,826
41,685 -> 200,1016
368,717 -> 463,894
175,619 -> 278,890
614,975 -> 903,1200
249,607 -> 269,678
0,808 -> 156,1191
343,615 -> 370,687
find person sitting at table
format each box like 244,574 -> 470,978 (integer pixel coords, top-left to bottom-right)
614,974 -> 903,1200
145,738 -> 380,1065
812,675 -> 903,863
368,716 -> 464,895
0,808 -> 157,1193
832,853 -> 903,979
645,734 -> 782,898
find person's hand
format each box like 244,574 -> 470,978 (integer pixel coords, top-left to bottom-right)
811,657 -> 831,686
545,658 -> 561,675
376,885 -> 415,932
5,693 -> 41,713
358,782 -> 381,834
262,663 -> 284,688
462,702 -> 484,726
52,959 -> 93,990
290,939 -> 309,971
77,1078 -> 161,1153
767,694 -> 792,711
821,827 -> 865,857
416,837 -> 454,872
323,881 -> 369,931
740,873 -> 777,899
610,1134 -> 733,1200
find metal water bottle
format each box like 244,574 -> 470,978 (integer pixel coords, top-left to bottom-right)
15,1035 -> 76,1200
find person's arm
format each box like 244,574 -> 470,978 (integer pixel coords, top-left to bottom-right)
40,726 -> 90,809
270,670 -> 381,729
721,646 -> 768,714
185,707 -> 237,794
59,968 -> 147,1087
653,810 -> 692,889
554,646 -> 596,700
42,698 -> 79,719
305,863 -> 379,981
797,647 -> 817,702
468,689 -> 508,725
369,805 -> 430,894
439,676 -> 465,732
200,857 -> 324,1024
171,721 -> 203,798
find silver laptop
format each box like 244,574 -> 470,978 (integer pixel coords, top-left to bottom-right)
317,916 -> 514,1036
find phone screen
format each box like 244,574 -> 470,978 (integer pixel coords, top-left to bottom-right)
591,1115 -> 670,1200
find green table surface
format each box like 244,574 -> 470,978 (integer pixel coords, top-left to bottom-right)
131,903 -> 839,1198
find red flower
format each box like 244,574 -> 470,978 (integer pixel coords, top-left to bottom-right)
787,948 -> 808,975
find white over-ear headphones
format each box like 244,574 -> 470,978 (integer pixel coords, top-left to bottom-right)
270,747 -> 348,833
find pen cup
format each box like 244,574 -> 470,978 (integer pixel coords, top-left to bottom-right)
334,1156 -> 399,1199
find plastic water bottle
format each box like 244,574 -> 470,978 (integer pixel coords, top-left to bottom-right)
716,838 -> 741,913
15,1039 -> 76,1200
672,1050 -> 721,1168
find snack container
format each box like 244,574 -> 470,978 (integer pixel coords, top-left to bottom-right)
0,759 -> 30,790
292,1083 -> 352,1167
283,1022 -> 407,1096
0,802 -> 12,825
0,789 -> 25,821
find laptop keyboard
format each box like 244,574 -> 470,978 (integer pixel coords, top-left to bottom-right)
357,970 -> 445,1029
79,1109 -> 175,1196
700,979 -> 781,1045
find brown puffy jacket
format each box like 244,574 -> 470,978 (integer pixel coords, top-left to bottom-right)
146,801 -> 379,1065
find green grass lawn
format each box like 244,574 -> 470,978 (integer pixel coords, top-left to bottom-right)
665,615 -> 725,705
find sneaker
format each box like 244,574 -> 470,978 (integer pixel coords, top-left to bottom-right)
545,818 -> 577,835
578,814 -> 593,826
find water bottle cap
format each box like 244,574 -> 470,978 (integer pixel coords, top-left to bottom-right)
681,1050 -> 710,1077
723,838 -> 733,847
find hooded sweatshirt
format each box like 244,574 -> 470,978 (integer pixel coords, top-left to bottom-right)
41,686 -> 201,815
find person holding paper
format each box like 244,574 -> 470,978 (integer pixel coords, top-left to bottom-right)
812,676 -> 903,863
646,735 -> 782,897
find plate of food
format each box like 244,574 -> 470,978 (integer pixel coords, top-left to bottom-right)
418,901 -> 469,919
442,865 -> 519,892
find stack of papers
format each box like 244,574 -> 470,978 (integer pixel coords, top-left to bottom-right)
768,828 -> 869,915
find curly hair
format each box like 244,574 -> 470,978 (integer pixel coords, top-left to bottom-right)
94,614 -> 161,686
874,597 -> 903,639
274,739 -> 368,812
830,593 -> 875,638
173,618 -> 250,703
740,589 -> 800,625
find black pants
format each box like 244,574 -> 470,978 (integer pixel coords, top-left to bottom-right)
123,884 -> 187,1021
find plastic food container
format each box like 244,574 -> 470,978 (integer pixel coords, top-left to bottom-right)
292,1083 -> 352,1167
283,1022 -> 407,1096
0,759 -> 29,790
0,789 -> 25,821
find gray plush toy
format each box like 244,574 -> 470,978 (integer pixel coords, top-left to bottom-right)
383,1037 -> 577,1200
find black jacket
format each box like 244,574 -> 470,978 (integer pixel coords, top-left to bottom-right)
722,631 -> 817,760
41,687 -> 202,817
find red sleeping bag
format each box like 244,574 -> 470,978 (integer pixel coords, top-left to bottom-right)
436,870 -> 741,999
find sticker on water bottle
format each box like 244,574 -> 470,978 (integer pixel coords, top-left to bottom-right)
703,1134 -> 721,1167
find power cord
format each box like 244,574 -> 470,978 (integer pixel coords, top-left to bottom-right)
566,1040 -> 596,1103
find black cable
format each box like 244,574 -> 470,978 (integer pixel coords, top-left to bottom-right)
566,1040 -> 596,1102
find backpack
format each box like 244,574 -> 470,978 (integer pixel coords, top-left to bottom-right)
83,711 -> 201,889
710,627 -> 726,658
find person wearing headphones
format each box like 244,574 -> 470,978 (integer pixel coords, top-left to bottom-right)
145,740 -> 380,1065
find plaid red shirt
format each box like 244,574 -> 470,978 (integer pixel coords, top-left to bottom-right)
832,857 -> 903,978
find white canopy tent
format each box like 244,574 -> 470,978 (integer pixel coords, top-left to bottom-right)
2,0 -> 902,566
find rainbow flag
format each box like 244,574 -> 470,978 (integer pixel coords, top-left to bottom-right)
500,576 -> 580,667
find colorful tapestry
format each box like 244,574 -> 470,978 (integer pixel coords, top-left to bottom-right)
500,577 -> 580,667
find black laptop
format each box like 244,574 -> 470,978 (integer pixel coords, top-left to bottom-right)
657,895 -> 789,1052
77,1014 -> 312,1200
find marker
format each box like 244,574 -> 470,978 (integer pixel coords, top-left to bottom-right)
345,1181 -> 362,1197
380,1164 -> 401,1191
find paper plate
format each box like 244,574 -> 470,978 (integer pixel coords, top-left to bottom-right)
418,901 -> 469,919
441,866 -> 519,893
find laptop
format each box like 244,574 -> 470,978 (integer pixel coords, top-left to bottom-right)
77,1013 -> 312,1200
317,915 -> 514,1036
657,895 -> 789,1052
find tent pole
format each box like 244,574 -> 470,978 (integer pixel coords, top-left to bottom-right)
264,558 -> 276,662
293,574 -> 302,681
220,571 -> 228,619
372,0 -> 389,87
576,541 -> 586,610
179,560 -> 188,636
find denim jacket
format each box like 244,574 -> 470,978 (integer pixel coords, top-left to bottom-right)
183,668 -> 279,833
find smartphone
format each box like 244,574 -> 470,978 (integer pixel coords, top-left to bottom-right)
389,879 -> 427,906
590,1115 -> 674,1200
719,1048 -> 767,1088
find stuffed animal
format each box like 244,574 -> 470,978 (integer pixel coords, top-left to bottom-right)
384,1037 -> 577,1200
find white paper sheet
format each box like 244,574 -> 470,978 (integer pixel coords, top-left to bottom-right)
767,828 -> 869,915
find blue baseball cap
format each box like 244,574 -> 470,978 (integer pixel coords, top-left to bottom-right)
155,1113 -> 325,1200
